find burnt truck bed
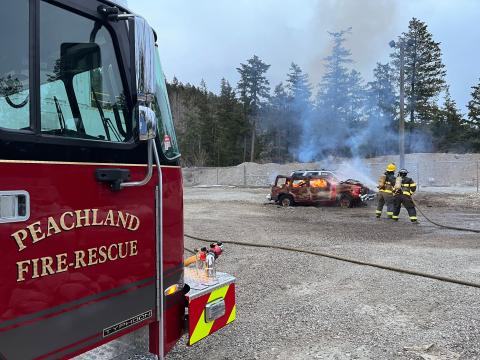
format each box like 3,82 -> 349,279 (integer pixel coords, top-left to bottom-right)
268,174 -> 374,208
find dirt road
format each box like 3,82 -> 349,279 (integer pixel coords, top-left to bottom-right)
167,187 -> 480,360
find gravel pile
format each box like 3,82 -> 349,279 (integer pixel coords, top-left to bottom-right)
183,153 -> 480,189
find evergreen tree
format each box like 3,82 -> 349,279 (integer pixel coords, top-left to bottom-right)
391,17 -> 446,125
466,79 -> 480,151
432,88 -> 466,151
285,63 -> 312,158
216,78 -> 246,165
363,63 -> 397,156
310,28 -> 365,159
346,69 -> 367,126
236,55 -> 271,161
262,82 -> 290,162
316,29 -> 353,127
468,79 -> 480,127
286,62 -> 312,112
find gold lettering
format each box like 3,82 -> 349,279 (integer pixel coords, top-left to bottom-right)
47,217 -> 62,237
92,209 -> 104,226
98,246 -> 108,263
60,212 -> 75,231
130,240 -> 138,256
11,229 -> 28,251
31,258 -> 40,279
27,221 -> 46,244
75,209 -> 91,228
118,242 -> 128,259
107,244 -> 118,261
74,250 -> 87,269
104,210 -> 115,226
17,260 -> 30,282
127,214 -> 140,231
116,211 -> 129,228
88,247 -> 98,266
56,253 -> 68,273
41,257 -> 55,276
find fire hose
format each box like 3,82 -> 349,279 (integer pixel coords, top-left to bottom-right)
412,198 -> 480,233
184,234 -> 480,290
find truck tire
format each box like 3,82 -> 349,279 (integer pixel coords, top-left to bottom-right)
339,194 -> 354,208
278,194 -> 294,207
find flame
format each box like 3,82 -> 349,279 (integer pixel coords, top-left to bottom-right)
310,179 -> 328,188
291,180 -> 307,188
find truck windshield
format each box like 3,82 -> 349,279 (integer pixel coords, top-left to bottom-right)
153,48 -> 180,159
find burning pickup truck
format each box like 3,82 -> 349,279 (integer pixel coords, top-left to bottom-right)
267,172 -> 375,207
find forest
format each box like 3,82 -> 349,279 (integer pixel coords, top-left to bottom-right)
167,18 -> 480,167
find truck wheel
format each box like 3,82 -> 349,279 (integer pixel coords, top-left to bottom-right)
278,195 -> 294,207
339,194 -> 354,208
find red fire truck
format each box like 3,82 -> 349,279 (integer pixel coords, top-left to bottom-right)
0,1 -> 235,359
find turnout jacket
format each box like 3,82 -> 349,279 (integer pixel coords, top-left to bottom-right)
397,176 -> 417,196
379,171 -> 396,193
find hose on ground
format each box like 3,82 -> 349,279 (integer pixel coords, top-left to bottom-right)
185,233 -> 480,290
185,247 -> 196,255
412,198 -> 480,233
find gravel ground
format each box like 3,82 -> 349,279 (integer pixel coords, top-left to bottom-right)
78,187 -> 480,360
166,187 -> 480,360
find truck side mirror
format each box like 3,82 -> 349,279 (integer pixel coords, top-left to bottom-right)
139,105 -> 157,141
135,16 -> 158,142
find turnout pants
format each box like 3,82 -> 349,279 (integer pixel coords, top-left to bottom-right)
392,194 -> 417,222
376,191 -> 394,218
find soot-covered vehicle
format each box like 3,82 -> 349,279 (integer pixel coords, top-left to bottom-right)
268,173 -> 375,208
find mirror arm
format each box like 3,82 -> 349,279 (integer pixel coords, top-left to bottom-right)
120,139 -> 154,188
97,5 -> 135,21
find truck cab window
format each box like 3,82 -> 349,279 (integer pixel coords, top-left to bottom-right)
0,0 -> 30,130
40,1 -> 130,142
153,49 -> 180,159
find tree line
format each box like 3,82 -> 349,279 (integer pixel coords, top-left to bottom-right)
168,17 -> 480,167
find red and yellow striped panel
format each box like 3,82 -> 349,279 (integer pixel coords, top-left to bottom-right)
188,283 -> 236,345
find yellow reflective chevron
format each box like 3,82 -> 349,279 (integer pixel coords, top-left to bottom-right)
227,304 -> 236,324
189,285 -> 230,345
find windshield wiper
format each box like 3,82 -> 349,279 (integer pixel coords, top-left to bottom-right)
91,86 -> 112,141
53,96 -> 66,133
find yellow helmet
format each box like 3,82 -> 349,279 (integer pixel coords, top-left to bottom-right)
386,163 -> 396,172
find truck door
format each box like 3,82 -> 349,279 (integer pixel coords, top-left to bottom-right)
0,1 -> 183,359
290,177 -> 311,202
310,177 -> 332,202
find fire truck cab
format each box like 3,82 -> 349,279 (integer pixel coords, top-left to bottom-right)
0,1 -> 235,359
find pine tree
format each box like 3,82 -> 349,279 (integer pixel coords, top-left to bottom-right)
216,78 -> 246,165
432,88 -> 466,151
262,82 -> 290,162
286,63 -> 312,112
391,18 -> 446,125
311,28 -> 366,159
468,79 -> 480,127
316,29 -> 353,127
346,69 -> 367,126
363,63 -> 397,156
285,63 -> 312,158
236,55 -> 271,162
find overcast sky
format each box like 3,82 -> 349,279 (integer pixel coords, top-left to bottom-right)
130,0 -> 480,114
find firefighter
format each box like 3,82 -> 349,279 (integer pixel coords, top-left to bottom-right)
392,168 -> 418,223
375,163 -> 396,218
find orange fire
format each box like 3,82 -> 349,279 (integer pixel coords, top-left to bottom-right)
291,180 -> 307,188
310,179 -> 328,188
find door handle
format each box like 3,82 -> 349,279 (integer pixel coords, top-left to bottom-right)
95,168 -> 131,191
0,191 -> 30,224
